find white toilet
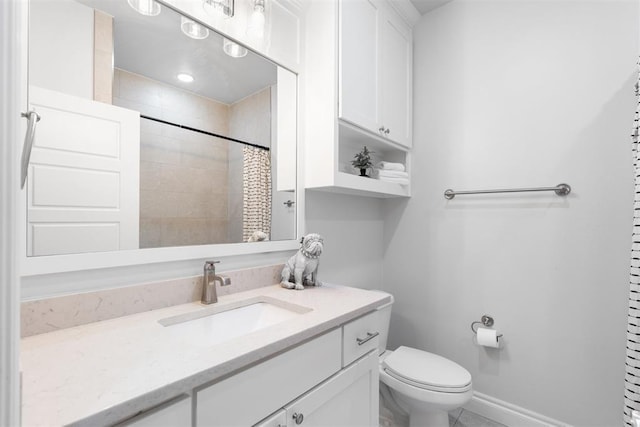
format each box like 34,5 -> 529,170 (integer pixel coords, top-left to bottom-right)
373,291 -> 473,427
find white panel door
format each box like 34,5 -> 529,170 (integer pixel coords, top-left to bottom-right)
338,0 -> 381,134
284,350 -> 379,427
27,86 -> 140,256
380,11 -> 412,148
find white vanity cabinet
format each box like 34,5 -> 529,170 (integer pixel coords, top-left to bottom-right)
253,352 -> 378,427
196,329 -> 342,426
254,410 -> 287,427
304,0 -> 419,198
197,313 -> 380,427
116,395 -> 191,427
339,0 -> 412,148
281,351 -> 379,427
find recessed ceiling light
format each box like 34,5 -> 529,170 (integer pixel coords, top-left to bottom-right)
177,73 -> 194,83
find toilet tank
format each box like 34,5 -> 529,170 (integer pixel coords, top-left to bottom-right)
371,290 -> 394,355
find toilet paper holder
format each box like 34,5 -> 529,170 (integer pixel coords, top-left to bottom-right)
470,315 -> 503,338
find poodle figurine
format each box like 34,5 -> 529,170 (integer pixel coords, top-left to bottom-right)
281,233 -> 324,290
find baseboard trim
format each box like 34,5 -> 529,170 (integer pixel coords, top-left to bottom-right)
463,392 -> 572,427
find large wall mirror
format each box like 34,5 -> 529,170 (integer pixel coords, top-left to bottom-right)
26,0 -> 297,258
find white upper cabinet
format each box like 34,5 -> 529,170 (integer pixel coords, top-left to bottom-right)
304,0 -> 419,198
339,0 -> 381,133
339,0 -> 412,148
380,9 -> 412,148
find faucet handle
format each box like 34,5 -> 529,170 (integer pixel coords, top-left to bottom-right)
204,260 -> 220,270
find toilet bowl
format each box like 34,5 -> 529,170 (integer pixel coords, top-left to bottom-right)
372,291 -> 472,427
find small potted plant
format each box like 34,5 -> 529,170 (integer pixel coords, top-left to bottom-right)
351,146 -> 374,177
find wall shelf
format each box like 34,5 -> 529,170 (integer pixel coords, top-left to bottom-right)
309,172 -> 410,198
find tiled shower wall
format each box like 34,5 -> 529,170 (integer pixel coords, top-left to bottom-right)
113,69 -> 231,247
113,69 -> 273,247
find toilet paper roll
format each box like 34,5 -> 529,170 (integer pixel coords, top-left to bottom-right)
476,327 -> 500,348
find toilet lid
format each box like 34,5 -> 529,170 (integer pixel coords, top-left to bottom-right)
382,346 -> 472,393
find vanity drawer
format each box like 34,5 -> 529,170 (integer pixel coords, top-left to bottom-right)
196,328 -> 341,426
343,311 -> 379,366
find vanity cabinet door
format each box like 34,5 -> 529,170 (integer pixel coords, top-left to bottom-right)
254,409 -> 287,427
284,350 -> 379,427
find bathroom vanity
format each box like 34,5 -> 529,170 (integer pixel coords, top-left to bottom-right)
13,0 -> 414,424
20,284 -> 388,426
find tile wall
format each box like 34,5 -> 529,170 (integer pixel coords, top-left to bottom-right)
113,70 -> 273,247
114,69 -> 231,247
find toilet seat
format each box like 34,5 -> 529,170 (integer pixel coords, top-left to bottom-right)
382,346 -> 472,393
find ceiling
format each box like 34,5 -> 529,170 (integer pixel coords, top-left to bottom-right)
410,0 -> 454,14
78,0 -> 277,104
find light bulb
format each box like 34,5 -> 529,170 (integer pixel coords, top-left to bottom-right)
247,8 -> 265,39
181,17 -> 209,40
127,0 -> 161,16
223,38 -> 248,58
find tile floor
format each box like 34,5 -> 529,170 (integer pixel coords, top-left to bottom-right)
380,402 -> 507,427
449,408 -> 508,427
380,385 -> 507,427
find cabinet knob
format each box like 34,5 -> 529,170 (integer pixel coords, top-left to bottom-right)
384,128 -> 390,135
378,126 -> 385,133
292,412 -> 304,425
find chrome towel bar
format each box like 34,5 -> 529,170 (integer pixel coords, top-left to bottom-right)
444,183 -> 571,200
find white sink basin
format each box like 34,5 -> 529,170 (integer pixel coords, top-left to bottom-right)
159,296 -> 311,346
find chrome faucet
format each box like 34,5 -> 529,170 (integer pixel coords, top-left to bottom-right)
202,260 -> 231,304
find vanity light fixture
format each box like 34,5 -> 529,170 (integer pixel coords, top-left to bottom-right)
247,0 -> 265,39
177,73 -> 194,83
223,38 -> 248,58
127,0 -> 161,16
180,17 -> 209,40
203,0 -> 234,18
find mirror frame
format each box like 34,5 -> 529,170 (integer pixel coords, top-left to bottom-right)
19,0 -> 303,277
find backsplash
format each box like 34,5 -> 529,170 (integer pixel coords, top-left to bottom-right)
21,264 -> 284,337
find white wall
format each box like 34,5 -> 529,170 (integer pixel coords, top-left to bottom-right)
382,0 -> 638,425
306,191 -> 385,290
29,0 -> 94,99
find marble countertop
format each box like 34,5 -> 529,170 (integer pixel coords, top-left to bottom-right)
20,283 -> 389,426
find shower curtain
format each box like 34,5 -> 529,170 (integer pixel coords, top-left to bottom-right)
242,146 -> 272,242
625,61 -> 640,427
